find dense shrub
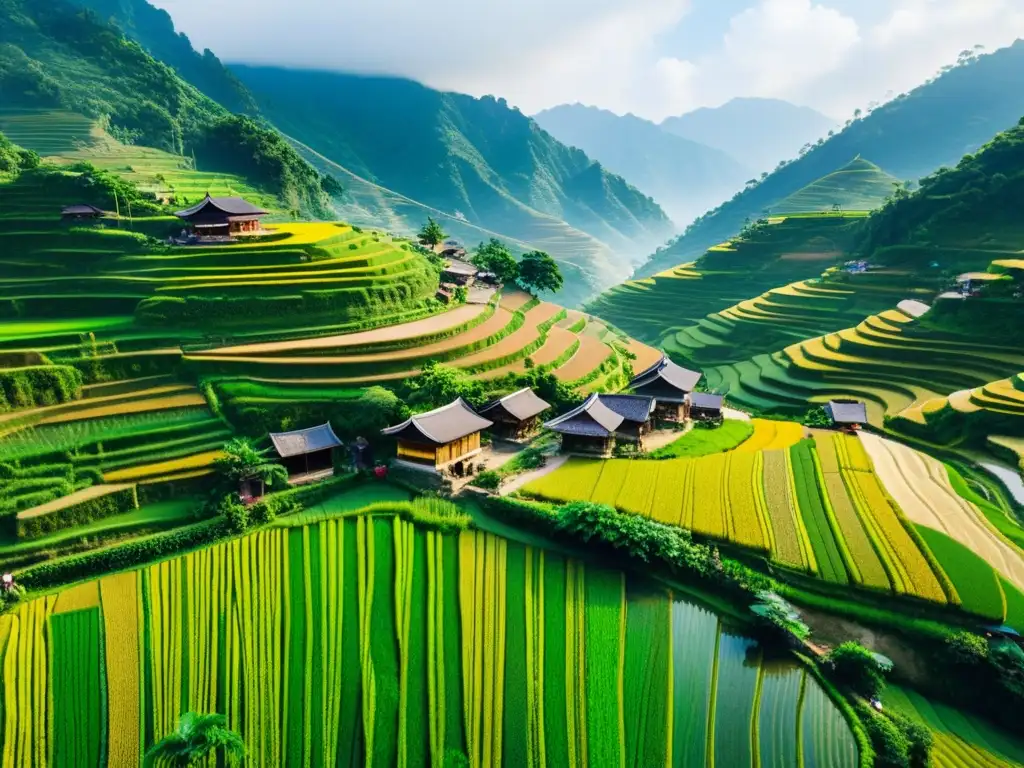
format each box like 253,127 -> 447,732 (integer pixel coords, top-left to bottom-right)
473,470 -> 501,490
16,485 -> 138,539
0,365 -> 82,412
825,642 -> 890,699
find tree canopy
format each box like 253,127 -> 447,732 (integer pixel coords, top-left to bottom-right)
418,216 -> 447,247
213,437 -> 288,489
145,712 -> 245,767
471,238 -> 519,283
518,250 -> 563,294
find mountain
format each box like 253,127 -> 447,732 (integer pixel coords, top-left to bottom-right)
66,0 -> 258,114
773,157 -> 898,215
532,103 -> 750,226
640,41 -> 1024,277
0,0 -> 336,213
661,98 -> 836,173
232,66 -> 675,305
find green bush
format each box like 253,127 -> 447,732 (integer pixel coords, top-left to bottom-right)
473,470 -> 501,490
0,365 -> 82,412
825,641 -> 890,698
16,485 -> 139,539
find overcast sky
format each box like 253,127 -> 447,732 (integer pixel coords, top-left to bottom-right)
152,0 -> 1024,122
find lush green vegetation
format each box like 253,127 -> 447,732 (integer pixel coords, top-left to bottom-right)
231,65 -> 674,304
647,419 -> 754,459
639,41 -> 1024,276
0,0 -> 337,213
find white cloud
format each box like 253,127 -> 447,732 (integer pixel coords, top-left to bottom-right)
153,0 -> 1024,121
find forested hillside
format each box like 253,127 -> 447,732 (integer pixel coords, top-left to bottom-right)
0,0 -> 336,214
639,41 -> 1024,277
533,103 -> 749,225
233,66 -> 675,303
67,0 -> 259,114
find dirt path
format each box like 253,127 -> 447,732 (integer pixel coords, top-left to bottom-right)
499,454 -> 570,496
859,432 -> 1024,591
203,304 -> 488,355
644,425 -> 693,452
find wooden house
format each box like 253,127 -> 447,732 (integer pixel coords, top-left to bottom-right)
686,392 -> 724,422
478,388 -> 552,440
61,204 -> 105,222
382,398 -> 493,475
175,194 -> 268,238
825,400 -> 868,430
630,356 -> 702,422
442,259 -> 477,285
545,393 -> 655,456
269,422 -> 343,484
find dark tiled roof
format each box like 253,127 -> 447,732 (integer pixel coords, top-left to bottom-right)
545,393 -> 623,436
175,194 -> 268,218
687,392 -> 724,410
61,203 -> 104,215
597,394 -> 655,423
827,400 -> 868,425
270,422 -> 343,457
631,356 -> 702,393
478,388 -> 551,421
381,398 -> 492,444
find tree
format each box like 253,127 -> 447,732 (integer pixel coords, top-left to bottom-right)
825,641 -> 892,698
418,217 -> 447,248
517,250 -> 563,294
471,238 -> 519,283
214,437 -> 288,489
145,712 -> 245,767
404,362 -> 483,409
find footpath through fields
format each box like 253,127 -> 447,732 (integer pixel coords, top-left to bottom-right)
859,432 -> 1024,592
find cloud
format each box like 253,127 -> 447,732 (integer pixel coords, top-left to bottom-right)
153,0 -> 1024,121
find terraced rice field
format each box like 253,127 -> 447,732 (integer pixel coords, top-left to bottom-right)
884,685 -> 1024,768
0,509 -> 859,767
708,302 -> 1024,429
524,435 -> 982,608
859,433 -> 1024,596
584,214 -> 869,345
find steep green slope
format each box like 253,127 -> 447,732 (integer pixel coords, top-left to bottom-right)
640,42 -> 1024,277
0,0 -> 335,213
232,66 -> 675,305
773,157 -> 898,215
66,0 -> 258,114
532,103 -> 750,225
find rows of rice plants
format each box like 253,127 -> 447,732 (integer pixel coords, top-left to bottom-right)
801,671 -> 861,767
762,449 -> 814,571
622,590 -> 672,768
790,441 -> 849,584
726,452 -> 772,552
98,572 -> 142,766
458,530 -> 508,768
758,665 -> 804,767
0,507 -> 867,766
584,568 -> 625,768
691,453 -> 729,540
916,526 -> 1006,621
49,607 -> 106,767
843,466 -> 949,603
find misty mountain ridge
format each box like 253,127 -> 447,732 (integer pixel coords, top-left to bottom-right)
661,97 -> 838,175
533,103 -> 751,227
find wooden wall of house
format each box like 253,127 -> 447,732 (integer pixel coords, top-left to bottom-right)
562,434 -> 613,456
398,440 -> 438,465
435,432 -> 481,466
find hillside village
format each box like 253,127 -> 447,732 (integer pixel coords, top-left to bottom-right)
1,1 -> 1024,767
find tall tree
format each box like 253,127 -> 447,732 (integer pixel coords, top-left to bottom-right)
213,437 -> 289,489
471,238 -> 519,283
418,216 -> 447,248
517,250 -> 563,294
145,713 -> 245,767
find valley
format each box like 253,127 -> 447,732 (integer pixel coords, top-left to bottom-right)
1,1 -> 1024,767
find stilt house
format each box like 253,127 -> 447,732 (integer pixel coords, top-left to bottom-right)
382,399 -> 493,474
269,422 -> 343,484
686,392 -> 724,422
630,356 -> 702,422
477,388 -> 552,440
